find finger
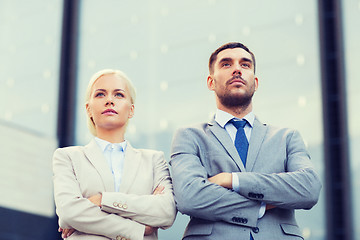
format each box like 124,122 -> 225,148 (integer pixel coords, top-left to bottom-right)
63,229 -> 68,238
153,185 -> 165,195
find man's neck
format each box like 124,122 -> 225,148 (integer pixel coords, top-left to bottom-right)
217,102 -> 253,119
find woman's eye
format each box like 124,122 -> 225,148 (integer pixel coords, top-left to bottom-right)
95,92 -> 105,97
115,92 -> 124,97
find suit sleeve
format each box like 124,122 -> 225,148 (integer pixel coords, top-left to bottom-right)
100,152 -> 177,228
170,127 -> 261,228
52,148 -> 145,240
235,130 -> 322,209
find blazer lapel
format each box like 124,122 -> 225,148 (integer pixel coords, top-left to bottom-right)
208,119 -> 245,172
83,139 -> 115,192
119,143 -> 141,193
246,117 -> 267,171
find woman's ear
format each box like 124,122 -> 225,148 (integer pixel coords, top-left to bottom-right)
128,104 -> 135,119
86,103 -> 92,118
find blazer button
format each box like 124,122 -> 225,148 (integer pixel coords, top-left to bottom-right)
113,202 -> 118,207
118,203 -> 123,208
123,204 -> 128,209
252,227 -> 259,233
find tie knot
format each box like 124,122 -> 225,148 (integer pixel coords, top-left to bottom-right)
230,119 -> 247,129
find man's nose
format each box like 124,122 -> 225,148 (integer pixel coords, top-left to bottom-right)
233,64 -> 242,75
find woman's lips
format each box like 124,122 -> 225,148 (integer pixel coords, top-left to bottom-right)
102,109 -> 118,114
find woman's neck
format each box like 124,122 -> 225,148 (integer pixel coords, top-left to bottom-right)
96,128 -> 125,143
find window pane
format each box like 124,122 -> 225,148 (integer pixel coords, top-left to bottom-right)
0,0 -> 62,217
75,1 -> 324,239
343,1 -> 360,239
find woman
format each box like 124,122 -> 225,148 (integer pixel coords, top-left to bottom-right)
53,69 -> 176,240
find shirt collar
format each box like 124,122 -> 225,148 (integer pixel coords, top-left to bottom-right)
94,137 -> 127,152
215,109 -> 255,128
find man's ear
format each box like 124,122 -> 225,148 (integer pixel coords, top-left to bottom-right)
207,75 -> 215,91
254,76 -> 259,91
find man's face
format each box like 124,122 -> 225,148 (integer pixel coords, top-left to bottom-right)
207,48 -> 258,109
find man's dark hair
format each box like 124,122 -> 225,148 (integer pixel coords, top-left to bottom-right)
208,42 -> 256,74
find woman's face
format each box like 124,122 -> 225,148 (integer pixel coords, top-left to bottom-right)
86,73 -> 134,133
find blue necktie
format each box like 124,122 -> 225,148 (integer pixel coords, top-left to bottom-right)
230,119 -> 249,167
230,119 -> 253,240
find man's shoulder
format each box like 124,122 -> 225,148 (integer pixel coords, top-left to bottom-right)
175,121 -> 213,134
256,120 -> 301,142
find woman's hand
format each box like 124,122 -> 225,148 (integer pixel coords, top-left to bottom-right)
153,185 -> 165,195
143,185 -> 165,236
88,194 -> 102,207
58,227 -> 75,239
144,225 -> 158,235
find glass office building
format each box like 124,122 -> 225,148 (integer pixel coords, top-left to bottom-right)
0,0 -> 359,239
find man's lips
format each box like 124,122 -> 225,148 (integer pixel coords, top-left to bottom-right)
102,109 -> 118,114
228,76 -> 246,85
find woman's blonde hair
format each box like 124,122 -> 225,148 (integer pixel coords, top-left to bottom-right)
85,69 -> 136,136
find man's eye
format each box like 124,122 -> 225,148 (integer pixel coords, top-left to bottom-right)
242,63 -> 250,68
222,63 -> 230,67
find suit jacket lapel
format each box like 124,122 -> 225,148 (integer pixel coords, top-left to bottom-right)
246,117 -> 267,171
208,119 -> 245,172
83,139 -> 115,192
119,143 -> 141,193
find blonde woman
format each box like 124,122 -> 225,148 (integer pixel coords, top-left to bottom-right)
53,69 -> 176,240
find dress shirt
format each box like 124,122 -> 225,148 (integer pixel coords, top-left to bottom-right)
215,109 -> 266,219
95,137 -> 126,192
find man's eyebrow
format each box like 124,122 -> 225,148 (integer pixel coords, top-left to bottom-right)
218,57 -> 233,65
217,57 -> 253,65
240,57 -> 253,63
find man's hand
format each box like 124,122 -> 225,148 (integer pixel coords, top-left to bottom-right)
58,227 -> 75,239
266,204 -> 276,211
88,194 -> 102,207
208,172 -> 232,189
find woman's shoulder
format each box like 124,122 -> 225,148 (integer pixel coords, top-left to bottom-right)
134,147 -> 164,156
53,145 -> 86,157
128,143 -> 165,159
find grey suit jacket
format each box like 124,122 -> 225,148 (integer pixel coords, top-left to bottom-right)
53,139 -> 176,240
170,117 -> 321,240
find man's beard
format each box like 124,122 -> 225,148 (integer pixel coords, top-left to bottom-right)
217,88 -> 254,109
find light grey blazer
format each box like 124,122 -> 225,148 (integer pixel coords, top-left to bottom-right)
170,117 -> 321,240
53,139 -> 176,240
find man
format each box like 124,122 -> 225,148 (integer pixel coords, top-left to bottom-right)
170,42 -> 322,239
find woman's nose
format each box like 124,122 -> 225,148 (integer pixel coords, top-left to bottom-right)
105,97 -> 114,106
